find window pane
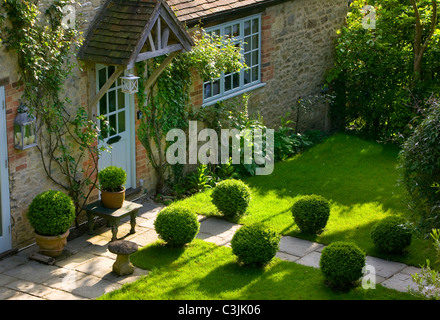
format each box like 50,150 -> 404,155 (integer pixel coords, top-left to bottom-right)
244,52 -> 251,66
252,66 -> 259,82
244,20 -> 251,36
212,79 -> 220,96
98,68 -> 106,90
118,111 -> 126,133
252,34 -> 259,50
99,96 -> 107,116
204,83 -> 212,99
118,89 -> 125,110
252,18 -> 259,34
244,69 -> 251,85
232,24 -> 240,37
109,114 -> 117,136
100,116 -> 108,139
108,90 -> 116,113
244,36 -> 251,52
225,26 -> 231,38
108,66 -> 115,88
252,50 -> 259,66
224,74 -> 232,92
233,73 -> 240,88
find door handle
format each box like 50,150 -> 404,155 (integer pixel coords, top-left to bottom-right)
107,135 -> 121,145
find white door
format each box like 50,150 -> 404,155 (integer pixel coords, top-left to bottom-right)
96,65 -> 134,189
0,86 -> 12,253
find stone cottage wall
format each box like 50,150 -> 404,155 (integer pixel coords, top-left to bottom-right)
189,0 -> 347,131
249,0 -> 347,130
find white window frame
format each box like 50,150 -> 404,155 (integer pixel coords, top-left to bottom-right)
202,14 -> 266,106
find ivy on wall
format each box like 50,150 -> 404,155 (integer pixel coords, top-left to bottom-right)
1,0 -> 103,224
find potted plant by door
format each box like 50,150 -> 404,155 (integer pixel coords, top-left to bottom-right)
27,190 -> 75,257
98,166 -> 127,209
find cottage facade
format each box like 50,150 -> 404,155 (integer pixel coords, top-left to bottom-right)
0,0 -> 347,254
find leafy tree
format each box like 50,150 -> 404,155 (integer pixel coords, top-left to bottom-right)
326,0 -> 440,140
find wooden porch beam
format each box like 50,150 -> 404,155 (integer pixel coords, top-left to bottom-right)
144,50 -> 180,91
135,44 -> 183,64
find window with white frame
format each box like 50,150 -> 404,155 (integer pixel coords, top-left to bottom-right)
203,14 -> 262,104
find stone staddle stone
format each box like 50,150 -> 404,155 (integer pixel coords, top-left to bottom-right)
108,240 -> 138,275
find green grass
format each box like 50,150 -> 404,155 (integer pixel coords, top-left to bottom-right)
100,239 -> 417,300
170,133 -> 437,268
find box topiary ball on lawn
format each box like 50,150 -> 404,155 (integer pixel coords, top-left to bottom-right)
291,195 -> 330,234
211,179 -> 251,218
371,216 -> 413,254
319,241 -> 366,290
231,224 -> 281,267
154,206 -> 200,247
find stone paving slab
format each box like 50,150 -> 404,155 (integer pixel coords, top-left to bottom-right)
296,251 -> 322,268
279,236 -> 324,257
69,274 -> 122,299
381,272 -> 418,292
366,256 -> 407,279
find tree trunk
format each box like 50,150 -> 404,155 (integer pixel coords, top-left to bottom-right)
411,0 -> 437,83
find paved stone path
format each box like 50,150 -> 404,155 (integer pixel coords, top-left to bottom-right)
0,200 -> 421,300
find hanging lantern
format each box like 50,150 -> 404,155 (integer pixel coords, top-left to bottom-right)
14,102 -> 37,150
120,74 -> 140,94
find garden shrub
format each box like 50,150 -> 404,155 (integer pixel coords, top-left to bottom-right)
98,166 -> 127,192
399,99 -> 440,232
371,216 -> 413,254
154,206 -> 200,247
28,190 -> 75,236
231,225 -> 281,267
211,179 -> 251,217
291,195 -> 330,234
319,241 -> 366,290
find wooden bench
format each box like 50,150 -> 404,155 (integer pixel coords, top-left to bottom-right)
83,200 -> 143,242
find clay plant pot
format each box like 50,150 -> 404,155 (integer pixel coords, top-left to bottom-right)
34,229 -> 70,258
101,188 -> 125,209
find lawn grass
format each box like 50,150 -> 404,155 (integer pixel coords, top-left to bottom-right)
170,133 -> 437,268
100,239 -> 418,300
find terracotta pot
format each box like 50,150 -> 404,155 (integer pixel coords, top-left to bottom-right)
34,229 -> 70,257
101,188 -> 125,209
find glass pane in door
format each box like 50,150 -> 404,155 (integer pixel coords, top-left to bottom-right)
98,66 -> 127,139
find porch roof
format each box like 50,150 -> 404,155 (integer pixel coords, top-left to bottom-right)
77,0 -> 194,68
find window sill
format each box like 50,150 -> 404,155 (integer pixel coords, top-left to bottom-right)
202,82 -> 266,107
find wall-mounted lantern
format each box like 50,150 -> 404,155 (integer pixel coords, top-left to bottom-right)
14,102 -> 37,150
120,74 -> 140,94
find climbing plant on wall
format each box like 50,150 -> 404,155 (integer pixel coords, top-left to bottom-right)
1,0 -> 103,224
136,30 -> 245,194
